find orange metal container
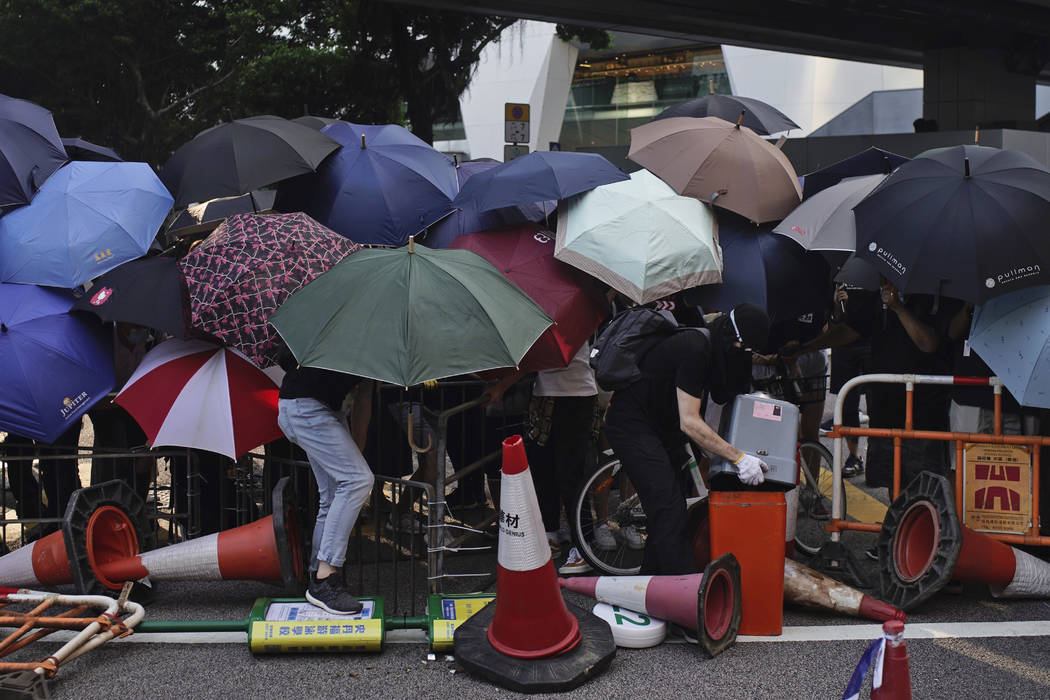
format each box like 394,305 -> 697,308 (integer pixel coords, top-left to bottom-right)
709,491 -> 786,636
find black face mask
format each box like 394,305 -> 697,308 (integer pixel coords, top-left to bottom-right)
706,315 -> 754,404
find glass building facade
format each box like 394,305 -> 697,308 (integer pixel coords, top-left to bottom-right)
558,44 -> 729,150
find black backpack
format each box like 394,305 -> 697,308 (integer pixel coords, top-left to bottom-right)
589,306 -> 709,391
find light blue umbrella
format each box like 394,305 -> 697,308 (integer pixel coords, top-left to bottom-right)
0,161 -> 173,288
970,285 -> 1050,408
554,168 -> 722,304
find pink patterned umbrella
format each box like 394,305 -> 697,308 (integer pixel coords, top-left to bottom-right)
179,212 -> 359,367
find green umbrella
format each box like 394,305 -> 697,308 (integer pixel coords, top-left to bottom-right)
269,241 -> 553,387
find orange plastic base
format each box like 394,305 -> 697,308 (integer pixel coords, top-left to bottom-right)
709,491 -> 787,636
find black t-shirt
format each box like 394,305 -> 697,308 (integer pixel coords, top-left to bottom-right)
610,329 -> 711,433
279,365 -> 362,412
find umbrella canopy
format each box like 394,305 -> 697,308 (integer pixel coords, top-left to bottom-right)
180,212 -> 359,368
652,94 -> 800,135
72,256 -> 191,339
60,137 -> 122,162
276,122 -> 457,246
269,242 -> 553,387
423,159 -> 551,249
773,174 -> 887,263
629,116 -> 802,223
554,168 -> 722,304
160,115 -> 340,208
0,283 -> 113,442
451,151 -> 628,213
0,161 -> 174,288
969,285 -> 1050,408
853,145 -> 1050,303
801,147 -> 908,199
685,211 -> 831,323
292,115 -> 341,131
166,190 -> 277,239
0,94 -> 68,208
115,339 -> 282,459
449,224 -> 608,371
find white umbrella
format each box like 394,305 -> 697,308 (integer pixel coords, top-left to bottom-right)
772,174 -> 887,260
554,169 -> 722,304
115,339 -> 283,459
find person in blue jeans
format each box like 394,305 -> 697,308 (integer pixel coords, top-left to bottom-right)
277,365 -> 374,615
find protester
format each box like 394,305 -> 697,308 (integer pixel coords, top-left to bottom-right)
277,363 -> 374,615
826,285 -> 875,477
524,342 -> 601,576
604,302 -> 772,575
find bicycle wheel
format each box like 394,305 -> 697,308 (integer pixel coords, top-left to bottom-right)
793,440 -> 847,555
570,455 -> 646,576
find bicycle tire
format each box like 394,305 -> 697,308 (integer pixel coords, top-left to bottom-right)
570,455 -> 646,576
793,440 -> 846,555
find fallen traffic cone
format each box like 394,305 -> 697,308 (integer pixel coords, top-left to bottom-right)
0,480 -> 146,594
454,436 -> 615,693
871,620 -> 912,699
784,559 -> 905,623
558,553 -> 743,657
879,471 -> 1050,610
92,476 -> 303,594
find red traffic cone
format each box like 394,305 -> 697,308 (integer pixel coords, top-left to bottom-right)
90,477 -> 303,595
454,436 -> 616,693
880,472 -> 1050,610
558,552 -> 743,657
871,620 -> 912,699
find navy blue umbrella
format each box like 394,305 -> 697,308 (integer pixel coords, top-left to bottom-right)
854,145 -> 1050,303
72,256 -> 191,339
451,151 -> 628,213
60,137 -> 122,162
684,211 -> 831,322
277,122 -> 457,246
0,283 -> 113,442
801,147 -> 909,199
423,160 -> 551,249
0,94 -> 68,208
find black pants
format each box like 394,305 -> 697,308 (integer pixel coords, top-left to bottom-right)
605,402 -> 694,576
2,420 -> 83,523
525,395 -> 596,534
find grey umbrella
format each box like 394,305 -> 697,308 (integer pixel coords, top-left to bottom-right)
160,115 -> 340,207
652,94 -> 800,135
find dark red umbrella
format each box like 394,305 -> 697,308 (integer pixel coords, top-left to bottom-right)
449,223 -> 608,372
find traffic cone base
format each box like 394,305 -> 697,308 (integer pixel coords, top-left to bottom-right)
456,436 -> 615,692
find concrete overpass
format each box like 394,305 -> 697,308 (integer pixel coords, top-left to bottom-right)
405,0 -> 1050,129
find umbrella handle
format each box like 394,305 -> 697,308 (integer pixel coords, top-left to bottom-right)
406,411 -> 433,454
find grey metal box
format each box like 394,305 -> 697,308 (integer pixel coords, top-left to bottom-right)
709,393 -> 800,489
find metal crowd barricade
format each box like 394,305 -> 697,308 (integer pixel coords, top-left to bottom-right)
828,373 -> 1050,546
0,443 -> 200,547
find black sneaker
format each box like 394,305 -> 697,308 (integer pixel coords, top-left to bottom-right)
306,572 -> 363,615
843,455 -> 864,478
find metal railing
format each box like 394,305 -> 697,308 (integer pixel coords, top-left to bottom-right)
828,373 -> 1050,546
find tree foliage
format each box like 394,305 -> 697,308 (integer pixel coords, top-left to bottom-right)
0,0 -> 513,165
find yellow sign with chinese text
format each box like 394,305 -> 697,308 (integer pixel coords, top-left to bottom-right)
963,442 -> 1032,534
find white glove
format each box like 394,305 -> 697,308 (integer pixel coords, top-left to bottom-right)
733,453 -> 769,486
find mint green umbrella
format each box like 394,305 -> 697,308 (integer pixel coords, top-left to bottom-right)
269,241 -> 553,387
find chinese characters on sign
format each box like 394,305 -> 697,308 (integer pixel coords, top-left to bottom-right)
963,442 -> 1032,534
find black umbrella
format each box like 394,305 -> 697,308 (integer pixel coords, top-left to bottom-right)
652,94 -> 799,135
60,136 -> 122,162
853,145 -> 1050,303
0,94 -> 68,207
166,190 -> 277,238
72,256 -> 191,339
292,115 -> 341,131
801,146 -> 909,199
160,115 -> 340,207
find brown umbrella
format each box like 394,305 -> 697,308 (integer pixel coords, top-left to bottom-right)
628,116 -> 802,223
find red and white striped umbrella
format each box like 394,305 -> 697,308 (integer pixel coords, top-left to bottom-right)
115,339 -> 282,460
